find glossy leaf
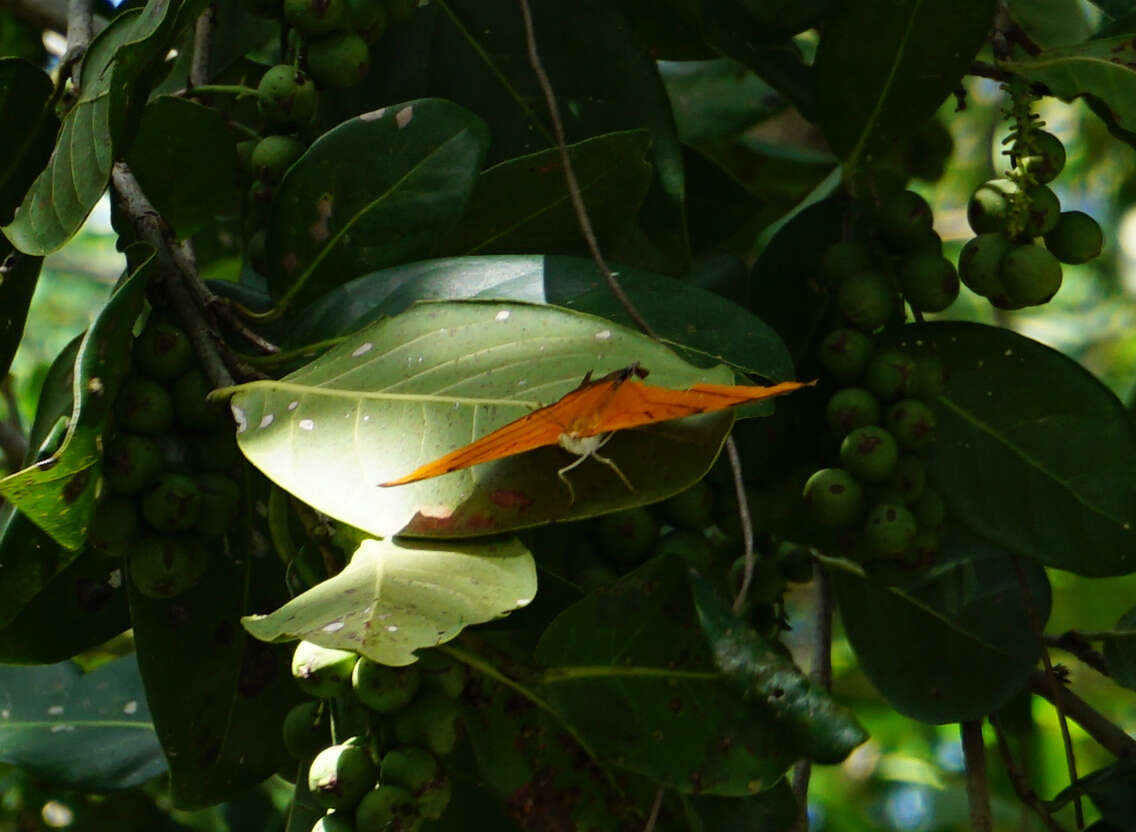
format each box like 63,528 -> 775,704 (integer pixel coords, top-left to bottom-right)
440,130 -> 653,257
287,255 -> 795,383
129,517 -> 299,809
1102,606 -> 1136,690
690,574 -> 867,764
265,99 -> 489,308
1007,0 -> 1094,46
4,0 -> 182,254
232,301 -> 740,538
0,655 -> 164,790
0,254 -> 150,550
832,532 -> 1050,724
126,96 -> 240,238
534,555 -> 799,794
661,58 -> 784,144
681,781 -> 799,831
813,0 -> 995,168
914,321 -> 1136,576
243,537 -> 536,665
0,59 -> 58,224
0,235 -> 42,381
1005,36 -> 1136,141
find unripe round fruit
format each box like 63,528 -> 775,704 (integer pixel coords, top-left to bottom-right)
1044,211 -> 1102,265
391,692 -> 460,757
250,135 -> 305,183
596,506 -> 659,565
307,32 -> 371,89
730,555 -> 786,604
311,814 -> 355,832
103,433 -> 164,494
887,454 -> 925,503
876,190 -> 933,251
282,701 -> 331,760
292,641 -> 358,698
967,179 -> 1016,234
884,399 -> 937,451
351,657 -> 420,713
776,546 -> 814,584
141,473 -> 202,532
416,650 -> 466,700
910,355 -> 947,403
1013,130 -> 1066,184
863,350 -> 916,401
658,479 -> 714,531
89,496 -> 141,555
836,271 -> 895,332
864,502 -> 917,557
999,244 -> 1063,308
385,0 -> 415,24
417,772 -> 453,820
172,369 -> 228,431
839,426 -> 899,483
116,378 -> 175,435
958,232 -> 1013,299
284,0 -> 346,35
236,139 -> 258,175
193,473 -> 242,536
819,240 -> 873,289
308,741 -> 377,811
1022,184 -> 1061,237
911,528 -> 940,562
190,431 -> 242,473
380,746 -> 438,792
135,322 -> 193,381
914,487 -> 946,529
825,387 -> 881,437
345,0 -> 387,41
354,785 -> 417,831
802,467 -> 865,527
899,254 -> 959,313
906,227 -> 943,257
129,536 -> 208,598
653,528 -> 715,572
257,65 -> 319,128
819,328 -> 874,382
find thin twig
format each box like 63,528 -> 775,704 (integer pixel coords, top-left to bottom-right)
1045,632 -> 1110,679
515,0 -> 658,340
727,436 -> 755,612
989,715 -> 1067,831
1027,670 -> 1136,760
961,720 -> 992,832
789,564 -> 833,831
63,0 -> 92,84
189,3 -> 217,89
641,787 -> 664,832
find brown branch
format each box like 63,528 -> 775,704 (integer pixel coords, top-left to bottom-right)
63,0 -> 92,84
727,436 -> 755,613
189,3 -> 217,88
1045,632 -> 1110,679
1028,670 -> 1136,761
989,715 -> 1067,832
641,787 -> 664,832
0,0 -> 105,36
789,564 -> 833,832
516,0 -> 659,341
961,720 -> 992,832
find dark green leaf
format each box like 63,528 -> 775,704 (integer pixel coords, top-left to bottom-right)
690,574 -> 867,764
24,335 -> 82,466
0,253 -> 150,550
1049,759 -> 1136,826
1007,0 -> 1094,46
681,147 -> 766,255
265,99 -> 489,309
0,59 -> 58,225
813,0 -> 995,169
832,532 -> 1050,724
534,556 -> 799,795
0,655 -> 164,790
1102,606 -> 1136,690
288,255 -> 795,383
661,59 -> 785,144
0,517 -> 128,663
0,234 -> 43,381
126,96 -> 240,238
129,504 -> 299,809
440,130 -> 653,258
4,0 -> 183,254
914,321 -> 1136,577
233,301 -> 738,538
681,780 -> 798,831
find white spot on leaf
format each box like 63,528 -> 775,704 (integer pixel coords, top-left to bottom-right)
360,108 -> 385,121
299,419 -> 315,431
352,342 -> 374,357
595,329 -> 612,341
123,700 -> 138,715
259,414 -> 274,429
495,310 -> 510,322
322,620 -> 345,632
396,106 -> 414,128
232,405 -> 248,432
288,400 -> 300,411
47,705 -> 63,715
386,625 -> 399,632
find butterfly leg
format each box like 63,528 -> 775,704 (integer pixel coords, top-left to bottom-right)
590,451 -> 634,493
556,454 -> 588,505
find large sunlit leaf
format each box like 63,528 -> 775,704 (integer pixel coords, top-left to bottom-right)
265,99 -> 489,309
231,301 -> 743,538
4,0 -> 183,254
0,254 -> 151,550
813,0 -> 995,169
0,655 -> 164,791
242,537 -> 537,666
533,556 -> 799,795
832,532 -> 1050,724
912,322 -> 1136,576
0,59 -> 58,224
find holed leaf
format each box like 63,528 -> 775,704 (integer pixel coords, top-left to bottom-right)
242,537 -> 537,666
231,300 -> 739,538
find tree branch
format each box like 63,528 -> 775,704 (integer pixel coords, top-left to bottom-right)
961,720 -> 992,832
989,715 -> 1067,832
790,565 -> 832,831
1046,631 -> 1110,679
189,3 -> 216,88
1028,670 -> 1136,761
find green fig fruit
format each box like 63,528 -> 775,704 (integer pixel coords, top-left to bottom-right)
819,240 -> 874,289
282,701 -> 331,760
596,506 -> 659,565
802,467 -> 865,527
134,322 -> 193,381
380,746 -> 438,792
141,473 -> 202,533
818,328 -> 874,382
351,657 -> 420,713
307,32 -> 371,89
836,270 -> 896,332
958,232 -> 1013,299
876,190 -> 934,251
116,377 -> 175,435
416,650 -> 466,700
658,479 -> 714,531
172,369 -> 228,431
899,254 -> 959,313
839,426 -> 899,483
309,740 -> 378,811
884,399 -> 937,451
1012,130 -> 1066,184
89,495 -> 141,556
250,135 -> 305,183
864,502 -> 917,558
193,473 -> 242,536
999,243 -> 1063,308
862,350 -> 916,401
1044,210 -> 1102,265
103,433 -> 164,494
284,0 -> 347,35
258,65 -> 319,128
391,692 -> 460,757
292,640 -> 358,698
354,784 -> 418,830
129,536 -> 208,598
825,387 -> 881,437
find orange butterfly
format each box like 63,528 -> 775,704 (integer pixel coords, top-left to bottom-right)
380,363 -> 813,502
